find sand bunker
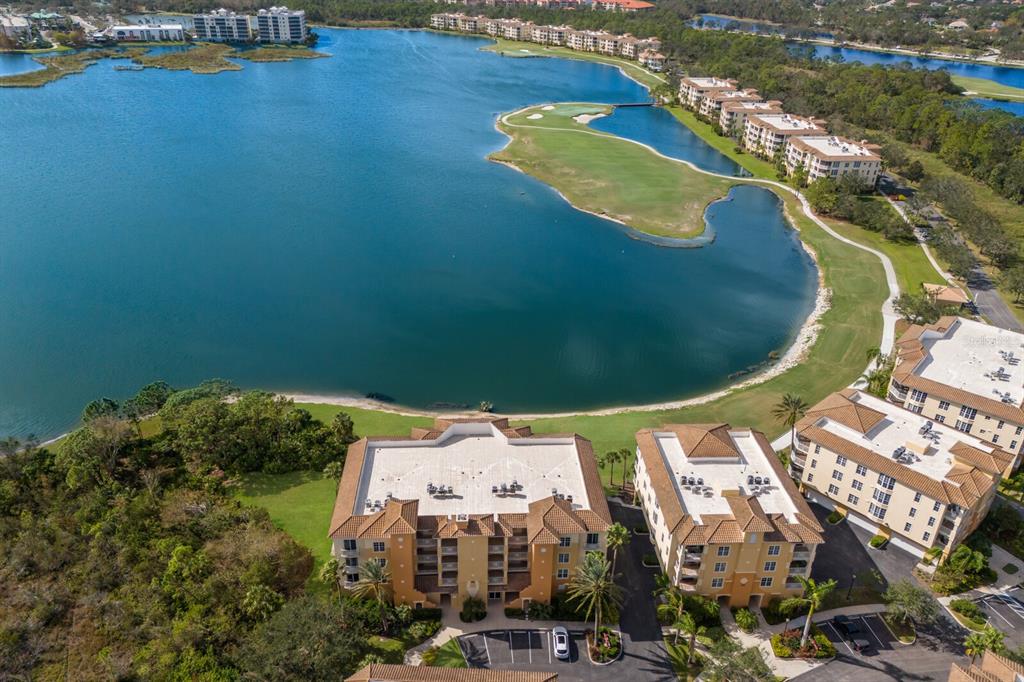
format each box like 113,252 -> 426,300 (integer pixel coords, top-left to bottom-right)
542,105 -> 555,111
527,113 -> 543,119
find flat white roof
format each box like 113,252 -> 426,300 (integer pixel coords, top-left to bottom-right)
793,136 -> 879,158
652,429 -> 799,524
355,423 -> 591,517
685,77 -> 733,88
113,23 -> 183,29
750,114 -> 822,132
814,391 -> 997,484
0,16 -> 30,27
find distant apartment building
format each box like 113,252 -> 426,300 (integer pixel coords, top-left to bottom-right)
784,135 -> 882,186
597,33 -> 621,55
888,316 -> 1024,470
719,100 -> 782,136
742,113 -> 826,158
634,424 -> 823,608
696,88 -> 761,120
949,651 -> 1024,682
594,0 -> 654,11
193,9 -> 252,42
256,6 -> 307,44
110,24 -> 185,41
793,389 -> 1012,559
639,49 -> 665,71
678,76 -> 738,110
0,15 -> 32,40
329,418 -> 611,611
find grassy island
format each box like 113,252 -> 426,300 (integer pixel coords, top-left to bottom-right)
491,102 -> 734,240
234,45 -> 327,62
0,49 -> 143,88
132,42 -> 242,74
951,75 -> 1024,102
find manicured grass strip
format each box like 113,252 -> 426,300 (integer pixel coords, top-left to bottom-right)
665,106 -> 777,180
480,37 -> 666,91
298,404 -> 434,435
492,102 -> 734,238
952,74 -> 1024,101
368,636 -> 406,664
827,217 -> 945,294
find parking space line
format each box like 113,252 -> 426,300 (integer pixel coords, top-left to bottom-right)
988,601 -> 1015,628
860,616 -> 884,648
508,631 -> 514,664
528,631 -> 533,663
483,634 -> 491,666
822,622 -> 854,655
999,594 -> 1024,622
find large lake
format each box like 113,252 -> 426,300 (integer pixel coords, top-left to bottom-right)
0,29 -> 816,438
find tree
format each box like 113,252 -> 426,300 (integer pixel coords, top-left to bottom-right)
332,411 -> 359,444
904,160 -> 925,182
606,522 -> 630,577
81,397 -> 119,422
677,612 -> 706,664
772,394 -> 809,454
123,381 -> 173,421
236,595 -> 370,681
1002,266 -> 1024,303
883,579 -> 939,626
804,177 -> 839,214
242,583 -> 285,621
323,460 -> 344,481
604,450 -> 622,488
617,447 -> 633,485
567,551 -> 623,633
351,559 -> 392,633
893,292 -> 958,325
703,636 -> 773,681
780,577 -> 837,648
319,558 -> 341,594
964,625 -> 1006,664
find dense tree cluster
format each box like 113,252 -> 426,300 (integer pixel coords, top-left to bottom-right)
0,383 -> 367,680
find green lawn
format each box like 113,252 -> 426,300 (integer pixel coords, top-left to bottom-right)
952,75 -> 1024,101
493,102 -> 734,239
827,216 -> 945,294
480,37 -> 666,91
665,106 -> 778,180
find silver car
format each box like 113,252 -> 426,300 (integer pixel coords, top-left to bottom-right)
552,626 -> 570,660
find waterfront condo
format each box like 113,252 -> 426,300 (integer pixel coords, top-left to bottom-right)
328,418 -> 610,611
888,316 -> 1024,469
256,6 -> 307,44
192,9 -> 252,43
634,424 -> 823,608
110,24 -> 184,41
784,135 -> 882,186
793,389 -> 1012,559
719,100 -> 783,137
696,89 -> 761,121
678,76 -> 739,110
742,113 -> 827,159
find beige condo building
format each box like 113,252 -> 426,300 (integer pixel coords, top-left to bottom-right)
678,76 -> 739,110
634,424 -> 824,608
329,417 -> 610,611
793,389 -> 1012,559
696,89 -> 761,120
719,100 -> 783,136
889,316 -> 1024,470
742,113 -> 826,159
784,135 -> 882,186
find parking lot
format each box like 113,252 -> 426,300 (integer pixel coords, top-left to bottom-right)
819,614 -> 897,657
458,628 -> 625,682
974,589 -> 1024,648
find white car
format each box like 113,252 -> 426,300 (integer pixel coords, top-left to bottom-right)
552,626 -> 570,660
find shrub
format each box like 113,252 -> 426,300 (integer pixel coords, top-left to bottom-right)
589,627 -> 621,663
826,510 -> 843,524
869,535 -> 887,548
633,525 -> 649,535
733,608 -> 758,633
950,598 -> 985,621
770,627 -> 835,659
404,620 -> 440,643
504,607 -> 525,619
459,597 -> 486,623
410,607 -> 443,621
421,646 -> 439,666
762,597 -> 805,625
642,553 -> 658,566
1005,563 -> 1020,575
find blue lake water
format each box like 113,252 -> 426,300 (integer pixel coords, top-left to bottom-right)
0,29 -> 816,438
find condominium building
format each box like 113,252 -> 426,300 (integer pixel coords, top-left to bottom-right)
639,49 -> 665,72
634,424 -> 823,608
718,100 -> 783,136
256,6 -> 306,44
0,15 -> 32,40
793,389 -> 1012,559
678,76 -> 739,109
328,418 -> 611,611
597,33 -> 621,55
784,135 -> 882,186
889,316 -> 1024,470
696,88 -> 761,120
742,113 -> 827,158
949,651 -> 1024,682
594,0 -> 654,11
110,24 -> 185,41
193,9 -> 252,42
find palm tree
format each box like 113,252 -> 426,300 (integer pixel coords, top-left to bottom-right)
964,625 -> 1006,664
604,450 -> 621,489
606,523 -> 630,577
655,580 -> 686,643
567,551 -> 624,634
772,393 -> 809,454
779,576 -> 836,649
352,559 -> 392,633
318,557 -> 342,596
617,447 -> 632,487
677,612 -> 706,665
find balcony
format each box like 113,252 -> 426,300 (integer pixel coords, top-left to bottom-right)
679,582 -> 698,592
679,565 -> 699,577
441,560 -> 458,571
440,577 -> 457,587
441,546 -> 458,556
785,579 -> 803,589
416,565 -> 436,575
683,552 -> 703,564
941,519 -> 956,532
416,538 -> 436,549
792,548 -> 811,561
509,551 -> 528,561
509,561 -> 529,573
488,560 -> 505,570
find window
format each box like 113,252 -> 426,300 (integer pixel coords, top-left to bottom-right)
847,494 -> 859,505
914,492 -> 922,502
938,400 -> 950,411
767,545 -> 780,556
586,533 -> 599,545
488,591 -> 502,600
343,539 -> 357,551
935,415 -> 945,424
877,474 -> 895,491
807,474 -> 814,482
909,404 -> 923,414
828,484 -> 840,495
764,561 -> 777,572
993,435 -> 1000,444
836,455 -> 847,467
556,569 -> 569,579
851,480 -> 863,491
376,558 -> 387,568
998,420 -> 1005,429
928,517 -> 936,527
814,444 -> 821,454
1016,426 -> 1023,436
345,557 -> 358,567
872,489 -> 891,505
717,546 -> 730,557
868,503 -> 887,520
909,508 -> 917,518
346,573 -> 359,583
714,562 -> 727,572
558,553 -> 570,564
960,406 -> 978,420
955,420 -> 973,434
1013,441 -> 1019,451
910,389 -> 928,402
832,470 -> 844,481
559,537 -> 571,547
933,501 -> 941,512
760,577 -> 774,587
923,532 -> 930,542
856,464 -> 867,476
711,578 -> 724,589
810,459 -> 817,469
372,541 -> 385,552
904,523 -> 912,532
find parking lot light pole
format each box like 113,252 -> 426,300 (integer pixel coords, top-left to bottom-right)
847,572 -> 857,601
